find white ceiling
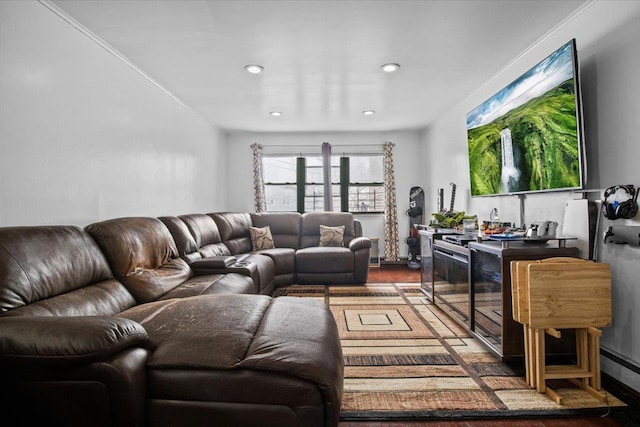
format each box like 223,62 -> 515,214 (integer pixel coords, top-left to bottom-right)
51,0 -> 588,133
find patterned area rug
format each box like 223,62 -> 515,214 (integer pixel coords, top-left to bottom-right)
273,283 -> 627,420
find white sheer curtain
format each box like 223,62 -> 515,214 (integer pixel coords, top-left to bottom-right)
250,143 -> 267,212
383,141 -> 399,262
321,142 -> 333,211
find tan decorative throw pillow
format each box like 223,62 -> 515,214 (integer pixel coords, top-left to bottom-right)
250,226 -> 275,250
319,225 -> 345,247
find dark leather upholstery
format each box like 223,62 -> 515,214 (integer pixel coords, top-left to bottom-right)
85,217 -> 192,303
209,212 -> 254,254
296,212 -> 371,284
251,212 -> 302,249
249,212 -> 299,286
0,223 -> 344,427
160,214 -> 276,294
120,294 -> 342,426
178,213 -> 230,257
0,225 -> 136,316
211,211 -> 371,286
299,212 -> 357,248
0,226 -> 149,427
86,217 -> 254,300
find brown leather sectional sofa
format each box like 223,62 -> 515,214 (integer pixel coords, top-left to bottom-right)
0,211 -> 371,427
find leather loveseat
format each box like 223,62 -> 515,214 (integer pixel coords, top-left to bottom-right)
0,215 -> 347,427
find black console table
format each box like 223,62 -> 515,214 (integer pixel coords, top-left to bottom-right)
420,230 -> 579,360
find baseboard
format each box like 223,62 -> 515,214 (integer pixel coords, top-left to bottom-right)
601,372 -> 640,425
381,258 -> 408,266
602,372 -> 640,405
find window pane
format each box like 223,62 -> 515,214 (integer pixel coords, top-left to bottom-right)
349,155 -> 384,183
304,184 -> 324,212
304,184 -> 340,212
307,156 -> 340,183
265,184 -> 296,211
349,185 -> 385,212
264,157 -> 296,183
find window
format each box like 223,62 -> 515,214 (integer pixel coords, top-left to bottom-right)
346,155 -> 385,214
304,156 -> 340,212
264,157 -> 297,211
263,150 -> 385,214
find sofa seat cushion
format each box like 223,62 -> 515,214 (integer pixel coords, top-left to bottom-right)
157,273 -> 254,299
253,248 -> 295,276
119,294 -> 343,426
295,247 -> 354,273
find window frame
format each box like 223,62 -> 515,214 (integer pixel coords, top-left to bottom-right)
262,151 -> 385,214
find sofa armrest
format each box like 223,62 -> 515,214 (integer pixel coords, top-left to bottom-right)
0,316 -> 148,366
349,236 -> 372,252
190,256 -> 237,269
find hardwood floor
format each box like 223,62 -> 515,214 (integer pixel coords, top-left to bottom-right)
339,417 -> 625,427
340,266 -> 639,427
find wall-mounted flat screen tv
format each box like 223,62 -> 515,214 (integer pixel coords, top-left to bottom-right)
466,39 -> 585,197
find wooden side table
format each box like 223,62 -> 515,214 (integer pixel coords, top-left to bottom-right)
510,257 -> 611,404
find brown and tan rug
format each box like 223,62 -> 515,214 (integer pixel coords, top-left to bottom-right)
273,282 -> 627,420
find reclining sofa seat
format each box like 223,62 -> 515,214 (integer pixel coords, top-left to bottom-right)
0,225 -> 147,427
85,217 -> 254,300
296,212 -> 371,284
0,222 -> 344,427
159,214 -> 275,295
250,211 -> 301,286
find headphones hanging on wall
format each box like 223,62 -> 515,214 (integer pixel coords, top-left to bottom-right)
602,184 -> 639,220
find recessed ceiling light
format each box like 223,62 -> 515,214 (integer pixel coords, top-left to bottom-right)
362,110 -> 376,116
270,111 -> 282,117
244,64 -> 264,74
381,63 -> 400,73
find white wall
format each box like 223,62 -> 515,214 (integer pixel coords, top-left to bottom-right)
422,0 -> 640,391
0,1 -> 227,227
225,130 -> 423,258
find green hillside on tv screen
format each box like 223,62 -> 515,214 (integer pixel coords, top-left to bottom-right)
466,40 -> 583,197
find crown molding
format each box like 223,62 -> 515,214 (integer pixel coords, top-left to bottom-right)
37,0 -> 203,120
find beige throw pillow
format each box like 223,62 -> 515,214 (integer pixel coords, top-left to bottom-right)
250,226 -> 275,250
319,225 -> 345,247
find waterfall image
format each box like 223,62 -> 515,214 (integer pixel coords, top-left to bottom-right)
500,128 -> 520,192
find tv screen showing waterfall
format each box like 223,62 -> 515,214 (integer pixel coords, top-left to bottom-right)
466,39 -> 585,197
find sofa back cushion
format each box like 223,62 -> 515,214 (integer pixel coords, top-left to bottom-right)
158,216 -> 201,263
179,214 -> 231,257
250,212 -> 301,249
86,217 -> 191,304
209,213 -> 253,255
0,226 -> 136,316
299,212 -> 356,248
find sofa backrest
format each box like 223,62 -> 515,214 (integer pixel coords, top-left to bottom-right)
250,212 -> 302,249
0,225 -> 136,317
209,212 -> 253,255
158,216 -> 202,263
299,212 -> 358,248
159,214 -> 231,263
179,214 -> 231,257
85,217 -> 192,304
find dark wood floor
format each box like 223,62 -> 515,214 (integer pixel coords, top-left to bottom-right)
339,417 -> 625,427
341,266 -> 640,427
